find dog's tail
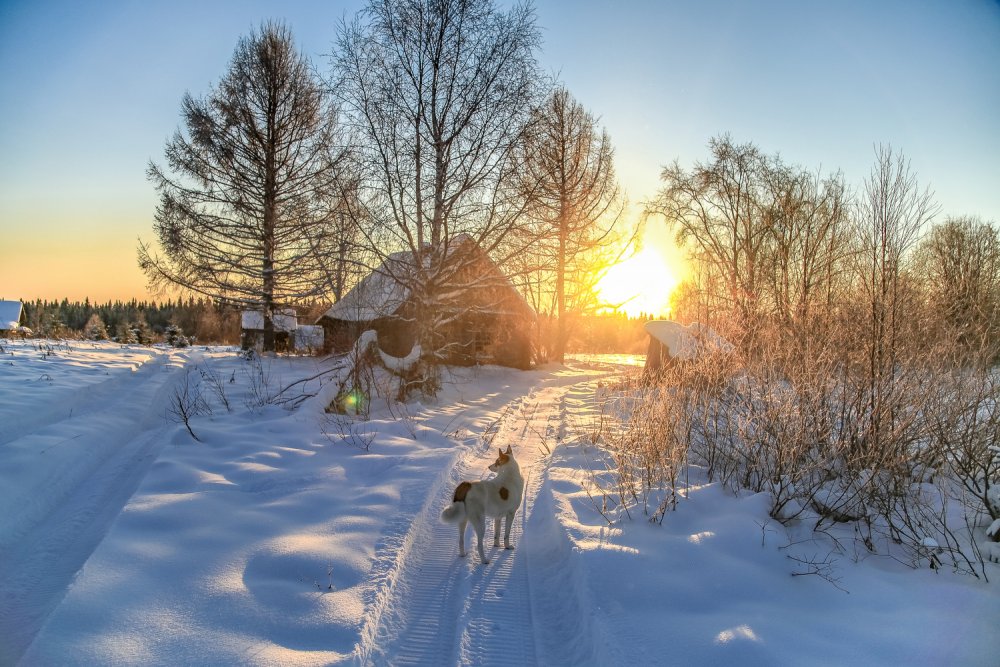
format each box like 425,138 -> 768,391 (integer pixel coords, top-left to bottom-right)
440,501 -> 466,523
440,481 -> 472,523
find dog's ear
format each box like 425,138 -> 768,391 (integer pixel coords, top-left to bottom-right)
505,444 -> 513,455
498,448 -> 503,457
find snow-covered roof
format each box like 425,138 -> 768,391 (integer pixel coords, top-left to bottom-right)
0,300 -> 23,330
644,320 -> 733,361
320,236 -> 534,323
241,308 -> 297,332
322,251 -> 413,322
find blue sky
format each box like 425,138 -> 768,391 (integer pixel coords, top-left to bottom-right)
1,0 -> 998,302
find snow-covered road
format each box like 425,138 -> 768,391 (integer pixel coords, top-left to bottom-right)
0,347 -> 192,664
358,377 -> 612,666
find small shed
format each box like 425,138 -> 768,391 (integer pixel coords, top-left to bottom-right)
240,308 -> 298,352
317,235 -> 535,369
644,320 -> 733,373
293,325 -> 324,353
0,300 -> 25,334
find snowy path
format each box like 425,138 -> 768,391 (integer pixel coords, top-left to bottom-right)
356,374 -> 616,666
0,348 -> 191,664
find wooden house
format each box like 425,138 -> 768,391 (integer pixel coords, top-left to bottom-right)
317,235 -> 535,369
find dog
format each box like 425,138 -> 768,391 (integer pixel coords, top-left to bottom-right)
440,444 -> 524,564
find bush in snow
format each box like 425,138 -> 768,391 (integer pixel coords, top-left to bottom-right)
114,322 -> 138,344
198,363 -> 232,413
324,330 -> 431,418
114,320 -> 153,345
593,321 -> 1000,578
242,353 -> 276,413
588,349 -> 736,524
165,323 -> 189,348
168,368 -> 212,441
923,366 -> 1000,522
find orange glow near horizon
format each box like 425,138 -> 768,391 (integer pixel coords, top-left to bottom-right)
0,230 -> 153,303
596,246 -> 679,318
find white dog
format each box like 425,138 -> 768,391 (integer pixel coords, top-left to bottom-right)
440,445 -> 524,564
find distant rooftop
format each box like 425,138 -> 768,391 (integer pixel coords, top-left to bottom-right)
0,300 -> 24,330
240,308 -> 297,332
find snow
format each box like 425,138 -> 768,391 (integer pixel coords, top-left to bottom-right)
379,343 -> 421,374
294,325 -> 324,351
988,519 -> 1000,541
0,341 -> 996,665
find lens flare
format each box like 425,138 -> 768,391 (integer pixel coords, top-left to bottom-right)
339,389 -> 367,415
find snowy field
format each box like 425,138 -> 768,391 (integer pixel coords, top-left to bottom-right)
0,339 -> 996,665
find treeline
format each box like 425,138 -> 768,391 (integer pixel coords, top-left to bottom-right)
20,298 -> 241,344
18,295 -> 650,353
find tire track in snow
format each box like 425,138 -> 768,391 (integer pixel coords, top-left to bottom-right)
358,372 -> 621,666
0,350 -> 193,665
524,381 -> 623,666
361,453 -> 484,666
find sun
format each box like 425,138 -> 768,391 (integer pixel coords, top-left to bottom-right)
596,247 -> 679,318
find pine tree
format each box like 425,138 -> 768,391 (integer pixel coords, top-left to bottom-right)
83,314 -> 109,341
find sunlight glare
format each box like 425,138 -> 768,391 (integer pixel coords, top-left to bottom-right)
596,247 -> 678,317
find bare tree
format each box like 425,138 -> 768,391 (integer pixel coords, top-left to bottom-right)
847,144 -> 937,461
516,87 -> 625,362
140,22 -> 349,352
317,177 -> 373,302
914,215 -> 1000,361
649,136 -> 777,345
333,0 -> 544,388
648,135 -> 850,353
762,166 -> 851,349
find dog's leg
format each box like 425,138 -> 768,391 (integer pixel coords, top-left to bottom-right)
493,517 -> 502,547
473,513 -> 488,564
458,519 -> 468,557
503,510 -> 516,549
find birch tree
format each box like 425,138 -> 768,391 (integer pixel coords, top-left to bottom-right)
649,135 -> 850,352
849,145 -> 937,460
333,0 -> 544,386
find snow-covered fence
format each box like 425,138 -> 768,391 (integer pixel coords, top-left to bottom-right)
315,330 -> 424,417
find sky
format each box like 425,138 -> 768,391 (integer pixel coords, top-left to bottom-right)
1,0 -> 998,304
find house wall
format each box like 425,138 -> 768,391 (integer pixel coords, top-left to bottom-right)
321,311 -> 532,369
436,313 -> 532,369
320,317 -> 416,358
